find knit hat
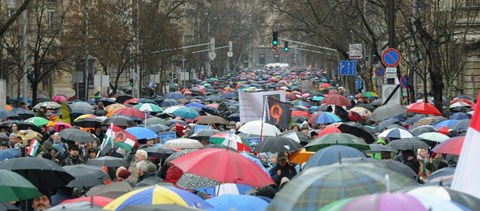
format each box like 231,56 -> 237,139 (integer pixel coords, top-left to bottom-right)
47,121 -> 55,127
117,169 -> 131,179
145,163 -> 157,173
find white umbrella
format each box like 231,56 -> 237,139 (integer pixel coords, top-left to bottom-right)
162,105 -> 183,114
238,120 -> 281,137
379,128 -> 414,140
163,138 -> 204,149
418,132 -> 450,143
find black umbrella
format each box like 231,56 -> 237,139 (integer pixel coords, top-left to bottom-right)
253,137 -> 302,153
93,110 -> 108,116
12,108 -> 35,120
190,129 -> 221,138
60,128 -> 96,143
116,94 -> 133,104
86,181 -> 132,199
280,130 -> 310,144
160,99 -> 179,107
146,124 -> 170,133
388,138 -> 429,151
63,164 -> 110,187
97,98 -> 116,106
410,125 -> 436,136
375,118 -> 401,133
0,157 -> 75,196
143,146 -> 175,157
103,115 -> 136,127
87,156 -> 128,168
0,120 -> 19,129
370,103 -> 407,122
333,123 -> 376,144
16,122 -> 42,133
369,144 -> 395,152
0,110 -> 20,121
74,118 -> 103,128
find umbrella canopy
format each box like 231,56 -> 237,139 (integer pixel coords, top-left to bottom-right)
110,107 -> 146,120
86,156 -> 129,168
432,136 -> 464,155
407,102 -> 443,116
398,186 -> 480,211
103,116 -> 136,127
61,196 -> 113,207
316,112 -> 341,124
160,99 -> 180,108
103,185 -> 212,211
319,123 -> 376,144
410,125 -> 436,136
205,195 -> 269,211
70,102 -> 94,111
208,133 -> 250,152
134,103 -> 163,113
143,146 -> 175,158
12,108 -> 35,120
170,148 -> 274,188
144,117 -> 168,126
165,149 -> 198,163
349,107 -> 372,118
378,128 -> 414,140
24,117 -> 49,127
0,169 -> 42,202
0,111 -> 20,121
196,115 -> 228,125
267,163 -> 417,210
451,119 -> 470,132
172,107 -> 200,120
369,144 -> 395,152
33,101 -> 61,110
164,92 -> 187,100
418,132 -> 450,143
59,128 -> 96,143
370,104 -> 407,122
305,133 -> 369,152
238,120 -> 281,137
105,104 -> 127,112
86,181 -> 133,199
0,157 -> 75,196
63,164 -> 110,187
253,136 -> 303,153
163,138 -> 203,149
388,138 -> 429,151
322,94 -> 351,106
190,129 -> 221,138
304,145 -> 366,168
125,127 -> 158,140
0,148 -> 20,161
120,204 -> 199,211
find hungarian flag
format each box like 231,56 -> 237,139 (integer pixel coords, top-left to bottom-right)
27,138 -> 40,157
98,124 -> 138,156
265,97 -> 292,129
452,95 -> 480,198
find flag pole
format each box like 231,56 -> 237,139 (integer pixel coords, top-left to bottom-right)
259,97 -> 267,142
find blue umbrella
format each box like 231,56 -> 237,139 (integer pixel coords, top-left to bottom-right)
172,107 -> 200,119
205,195 -> 269,211
160,99 -> 179,107
449,113 -> 470,120
125,126 -> 158,139
164,92 -> 186,100
219,92 -> 238,99
185,102 -> 205,109
240,152 -> 269,174
195,183 -> 253,197
404,114 -> 428,125
147,124 -> 170,133
305,145 -> 366,168
435,120 -> 459,128
0,148 -> 20,161
451,119 -> 470,132
316,112 -> 341,124
312,96 -> 324,101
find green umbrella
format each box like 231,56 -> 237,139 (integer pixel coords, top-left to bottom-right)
144,117 -> 168,127
24,117 -> 49,127
0,169 -> 42,202
362,91 -> 379,98
134,103 -> 163,113
305,133 -> 369,152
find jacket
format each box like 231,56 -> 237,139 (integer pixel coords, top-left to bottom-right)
269,163 -> 297,186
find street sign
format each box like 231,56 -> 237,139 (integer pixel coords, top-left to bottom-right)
338,60 -> 357,75
208,51 -> 216,60
94,75 -> 109,87
227,51 -> 233,57
349,44 -> 363,60
375,67 -> 385,77
271,46 -> 279,53
0,80 -> 5,110
382,84 -> 401,105
381,48 -> 401,67
385,67 -> 397,78
400,76 -> 409,88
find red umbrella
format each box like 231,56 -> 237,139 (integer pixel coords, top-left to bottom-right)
328,90 -> 338,95
286,92 -> 297,101
123,98 -> 139,105
52,94 -> 68,103
114,107 -> 146,119
347,111 -> 364,122
170,148 -> 274,188
432,136 -> 465,155
319,83 -> 331,88
450,98 -> 474,106
292,110 -> 311,118
406,102 -> 443,116
322,94 -> 351,106
61,196 -> 113,207
318,126 -> 341,136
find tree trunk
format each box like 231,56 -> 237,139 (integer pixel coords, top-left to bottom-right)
31,81 -> 38,107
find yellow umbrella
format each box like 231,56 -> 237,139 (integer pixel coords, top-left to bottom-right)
17,130 -> 43,145
289,148 -> 314,165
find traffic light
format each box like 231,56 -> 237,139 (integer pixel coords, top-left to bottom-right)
284,41 -> 289,52
272,31 -> 278,46
129,79 -> 133,86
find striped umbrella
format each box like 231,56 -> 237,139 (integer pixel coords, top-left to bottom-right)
316,112 -> 341,124
134,103 -> 163,113
378,128 -> 413,140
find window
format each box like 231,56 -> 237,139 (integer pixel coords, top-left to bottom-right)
7,0 -> 16,17
259,54 -> 265,64
274,54 -> 280,62
47,9 -> 55,31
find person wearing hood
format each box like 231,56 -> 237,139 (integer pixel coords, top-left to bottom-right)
136,160 -> 158,183
269,152 -> 297,187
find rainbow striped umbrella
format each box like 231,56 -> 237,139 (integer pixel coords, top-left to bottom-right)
103,185 -> 212,211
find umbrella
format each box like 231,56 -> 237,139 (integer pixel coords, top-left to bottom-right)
134,103 -> 163,113
0,148 -> 20,161
362,91 -> 378,98
166,119 -> 187,127
86,156 -> 129,168
125,127 -> 158,140
388,138 -> 429,151
190,129 -> 221,138
280,130 -> 310,144
54,122 -> 72,132
97,98 -> 116,106
410,125 -> 436,136
165,149 -> 198,163
110,107 -> 146,120
209,133 -> 250,151
176,173 -> 221,190
143,146 -> 175,157
0,157 -> 75,196
415,116 -> 447,125
194,183 -> 252,197
349,107 -> 372,118
340,157 -> 417,180
407,102 -> 443,116
205,195 -> 268,211
63,164 -> 110,187
120,204 -> 199,211
307,112 -> 322,124
124,98 -> 139,105
164,92 -> 187,100
52,95 -> 69,103
185,102 -> 206,109
354,103 -> 375,112
172,107 -> 200,120
369,144 -> 395,152
320,123 -> 376,144
267,163 -> 417,210
33,101 -> 61,110
86,181 -> 133,199
146,124 -> 170,133
253,136 -> 302,153
305,133 -> 369,152
304,145 -> 366,168
160,99 -> 180,107
432,136 -> 465,155
116,94 -> 133,104
196,115 -> 228,125
170,148 -> 274,188
418,132 -> 450,143
449,112 -> 470,120
16,130 -> 43,144
370,104 -> 407,122
61,196 -> 113,207
0,169 -> 42,202
398,186 -> 480,211
288,148 -> 315,164
24,117 -> 49,127
59,128 -> 96,143
316,112 -> 341,124
239,120 -> 281,137
12,108 -> 35,120
427,167 -> 455,187
144,117 -> 168,126
451,119 -> 470,132
45,201 -> 104,210
405,114 -> 428,124
322,94 -> 351,106
103,185 -> 212,211
74,117 -> 103,128
163,138 -> 204,149
0,110 -> 20,120
378,128 -> 414,140
103,116 -> 136,127
105,104 -> 127,112
435,120 -> 459,128
70,102 -> 94,111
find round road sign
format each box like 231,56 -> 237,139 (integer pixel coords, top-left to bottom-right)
271,46 -> 279,53
208,51 -> 216,60
375,67 -> 385,77
400,76 -> 409,88
381,48 -> 401,67
227,51 -> 233,57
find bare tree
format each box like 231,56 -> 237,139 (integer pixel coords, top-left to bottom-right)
0,0 -> 31,37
